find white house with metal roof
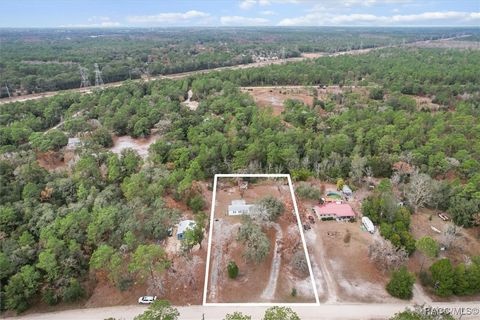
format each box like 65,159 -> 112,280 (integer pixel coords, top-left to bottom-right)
176,220 -> 196,240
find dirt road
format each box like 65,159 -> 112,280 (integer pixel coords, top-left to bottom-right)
260,223 -> 283,300
0,35 -> 470,106
5,302 -> 480,320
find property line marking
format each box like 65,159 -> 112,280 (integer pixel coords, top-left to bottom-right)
202,173 -> 320,306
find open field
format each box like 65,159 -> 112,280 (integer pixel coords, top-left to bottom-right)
109,134 -> 160,158
205,177 -> 316,304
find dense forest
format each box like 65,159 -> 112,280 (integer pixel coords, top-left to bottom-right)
1,44 -> 480,312
1,27 -> 475,96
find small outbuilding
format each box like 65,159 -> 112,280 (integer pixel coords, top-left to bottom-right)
228,200 -> 254,216
176,220 -> 196,240
313,202 -> 355,221
361,216 -> 375,234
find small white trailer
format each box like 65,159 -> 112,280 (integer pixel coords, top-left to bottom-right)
362,216 -> 375,234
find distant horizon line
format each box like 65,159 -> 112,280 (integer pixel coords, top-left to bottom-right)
1,25 -> 479,29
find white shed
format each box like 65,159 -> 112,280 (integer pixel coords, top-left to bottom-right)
228,200 -> 253,216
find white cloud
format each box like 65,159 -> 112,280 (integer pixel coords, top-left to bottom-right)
261,10 -> 276,16
278,11 -> 480,26
61,16 -> 121,28
239,0 -> 299,10
340,0 -> 411,7
239,0 -> 257,10
127,10 -> 210,24
220,16 -> 270,26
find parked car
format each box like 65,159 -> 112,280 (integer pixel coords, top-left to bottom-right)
138,296 -> 157,304
438,212 -> 450,221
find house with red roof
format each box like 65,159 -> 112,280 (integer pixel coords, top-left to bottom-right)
313,202 -> 356,221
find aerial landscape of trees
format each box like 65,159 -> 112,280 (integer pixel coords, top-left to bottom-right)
1,27 -> 479,313
0,27 -> 471,97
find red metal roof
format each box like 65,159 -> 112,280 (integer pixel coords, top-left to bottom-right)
314,203 -> 355,217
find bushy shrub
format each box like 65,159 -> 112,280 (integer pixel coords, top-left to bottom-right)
187,194 -> 205,213
295,183 -> 321,200
227,261 -> 239,279
62,278 -> 85,303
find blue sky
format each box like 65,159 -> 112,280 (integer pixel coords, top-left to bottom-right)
1,0 -> 479,27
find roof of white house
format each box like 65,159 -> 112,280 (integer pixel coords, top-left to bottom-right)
177,220 -> 195,235
228,199 -> 253,212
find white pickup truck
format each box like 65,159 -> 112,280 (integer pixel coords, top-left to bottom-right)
138,296 -> 157,304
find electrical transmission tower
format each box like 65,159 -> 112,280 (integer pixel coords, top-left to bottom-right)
79,66 -> 90,88
4,83 -> 11,98
94,63 -> 104,86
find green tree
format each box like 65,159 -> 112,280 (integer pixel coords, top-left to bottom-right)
0,251 -> 14,281
62,278 -> 85,302
90,244 -> 123,286
390,306 -> 454,320
90,127 -> 113,147
107,154 -> 122,183
0,205 -> 19,233
263,307 -> 300,320
121,172 -> 149,201
237,218 -> 270,264
134,300 -> 179,320
224,312 -> 252,320
73,155 -> 101,188
430,259 -> 455,297
129,245 -> 171,284
369,87 -> 384,100
187,194 -> 205,213
133,117 -> 150,138
36,249 -> 59,282
255,196 -> 285,222
416,236 -> 439,272
386,266 -> 416,300
4,265 -> 41,312
181,213 -> 206,252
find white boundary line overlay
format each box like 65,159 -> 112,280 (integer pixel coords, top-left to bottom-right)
202,173 -> 320,306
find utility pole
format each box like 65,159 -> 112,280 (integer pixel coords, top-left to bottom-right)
94,63 -> 104,87
79,66 -> 90,88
